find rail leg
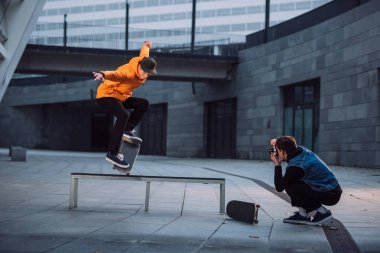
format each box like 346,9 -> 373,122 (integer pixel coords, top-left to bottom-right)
220,182 -> 225,214
69,177 -> 78,208
145,181 -> 151,212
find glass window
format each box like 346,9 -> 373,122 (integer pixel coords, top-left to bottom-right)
94,19 -> 106,26
247,22 -> 262,31
296,1 -> 312,10
174,0 -> 187,4
217,8 -> 230,16
82,6 -> 93,13
160,0 -> 173,5
132,16 -> 145,23
231,23 -> 245,32
133,1 -> 145,8
216,25 -> 230,33
283,107 -> 293,136
201,26 -> 215,33
36,23 -> 46,31
107,18 -> 119,25
108,3 -> 120,10
173,12 -> 186,20
270,4 -> 278,12
59,8 -> 70,15
47,9 -> 58,16
279,3 -> 295,11
283,79 -> 320,151
146,15 -> 159,22
247,5 -> 262,14
95,4 -> 107,12
313,0 -> 330,8
232,7 -> 246,15
202,10 -> 215,18
160,13 -> 172,21
147,0 -> 159,7
82,20 -> 94,26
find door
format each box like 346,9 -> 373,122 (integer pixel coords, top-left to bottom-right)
140,103 -> 167,155
91,112 -> 110,150
206,98 -> 237,158
283,79 -> 320,151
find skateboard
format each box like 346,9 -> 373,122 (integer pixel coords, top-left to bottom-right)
226,200 -> 260,224
113,140 -> 141,176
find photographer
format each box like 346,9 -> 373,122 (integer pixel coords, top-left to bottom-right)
269,136 -> 342,225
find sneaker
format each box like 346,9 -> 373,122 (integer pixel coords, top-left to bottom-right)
122,130 -> 142,144
105,152 -> 129,168
283,212 -> 311,225
309,210 -> 333,225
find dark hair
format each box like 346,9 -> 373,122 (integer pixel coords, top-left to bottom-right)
140,57 -> 157,75
275,136 -> 297,154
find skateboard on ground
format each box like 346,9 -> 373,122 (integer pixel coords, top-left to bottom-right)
226,200 -> 260,224
113,140 -> 140,176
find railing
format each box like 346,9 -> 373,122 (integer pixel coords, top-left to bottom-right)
29,21 -> 245,56
69,173 -> 226,213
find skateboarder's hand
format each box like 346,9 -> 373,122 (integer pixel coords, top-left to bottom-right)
270,138 -> 276,146
144,40 -> 153,48
93,72 -> 104,81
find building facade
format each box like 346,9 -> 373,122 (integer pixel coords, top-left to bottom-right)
31,0 -> 331,50
1,0 -> 379,168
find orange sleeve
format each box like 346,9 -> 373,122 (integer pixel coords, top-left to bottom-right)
102,68 -> 135,82
139,45 -> 150,58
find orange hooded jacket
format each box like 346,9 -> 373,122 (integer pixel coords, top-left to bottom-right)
96,45 -> 150,101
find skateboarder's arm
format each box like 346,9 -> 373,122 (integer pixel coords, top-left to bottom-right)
274,166 -> 305,192
101,69 -> 135,82
139,41 -> 152,57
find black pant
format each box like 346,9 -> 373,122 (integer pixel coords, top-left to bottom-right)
96,97 -> 149,154
285,181 -> 342,213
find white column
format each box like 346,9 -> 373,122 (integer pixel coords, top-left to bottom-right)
0,0 -> 46,101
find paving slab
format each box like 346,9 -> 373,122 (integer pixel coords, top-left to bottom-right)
0,148 -> 379,253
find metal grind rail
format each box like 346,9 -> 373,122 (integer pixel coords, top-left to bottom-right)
69,173 -> 226,213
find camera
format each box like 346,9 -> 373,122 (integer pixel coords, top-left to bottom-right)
268,147 -> 277,155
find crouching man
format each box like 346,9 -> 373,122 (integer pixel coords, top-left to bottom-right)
269,136 -> 342,225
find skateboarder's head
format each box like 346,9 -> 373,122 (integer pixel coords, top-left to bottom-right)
140,57 -> 157,75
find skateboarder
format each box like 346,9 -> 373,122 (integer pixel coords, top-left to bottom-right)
269,136 -> 342,225
93,40 -> 157,168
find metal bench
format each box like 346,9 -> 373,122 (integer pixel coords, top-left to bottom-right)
69,173 -> 226,213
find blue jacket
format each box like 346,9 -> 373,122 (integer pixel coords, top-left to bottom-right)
286,146 -> 339,192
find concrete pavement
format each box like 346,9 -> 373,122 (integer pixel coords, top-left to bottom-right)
0,148 -> 379,253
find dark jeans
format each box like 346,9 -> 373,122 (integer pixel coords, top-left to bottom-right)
97,97 -> 149,154
285,181 -> 342,213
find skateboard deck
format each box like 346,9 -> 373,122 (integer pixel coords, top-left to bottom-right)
226,200 -> 260,224
113,140 -> 140,175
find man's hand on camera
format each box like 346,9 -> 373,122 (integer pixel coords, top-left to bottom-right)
270,152 -> 281,166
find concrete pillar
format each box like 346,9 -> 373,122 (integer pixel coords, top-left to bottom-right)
0,0 -> 46,102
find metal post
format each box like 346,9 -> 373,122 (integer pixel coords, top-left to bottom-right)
220,182 -> 225,214
264,0 -> 270,43
69,177 -> 78,208
63,14 -> 67,47
191,0 -> 196,53
125,2 -> 129,51
145,181 -> 151,212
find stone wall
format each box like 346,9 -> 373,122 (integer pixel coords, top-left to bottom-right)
236,0 -> 380,167
0,1 -> 379,167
